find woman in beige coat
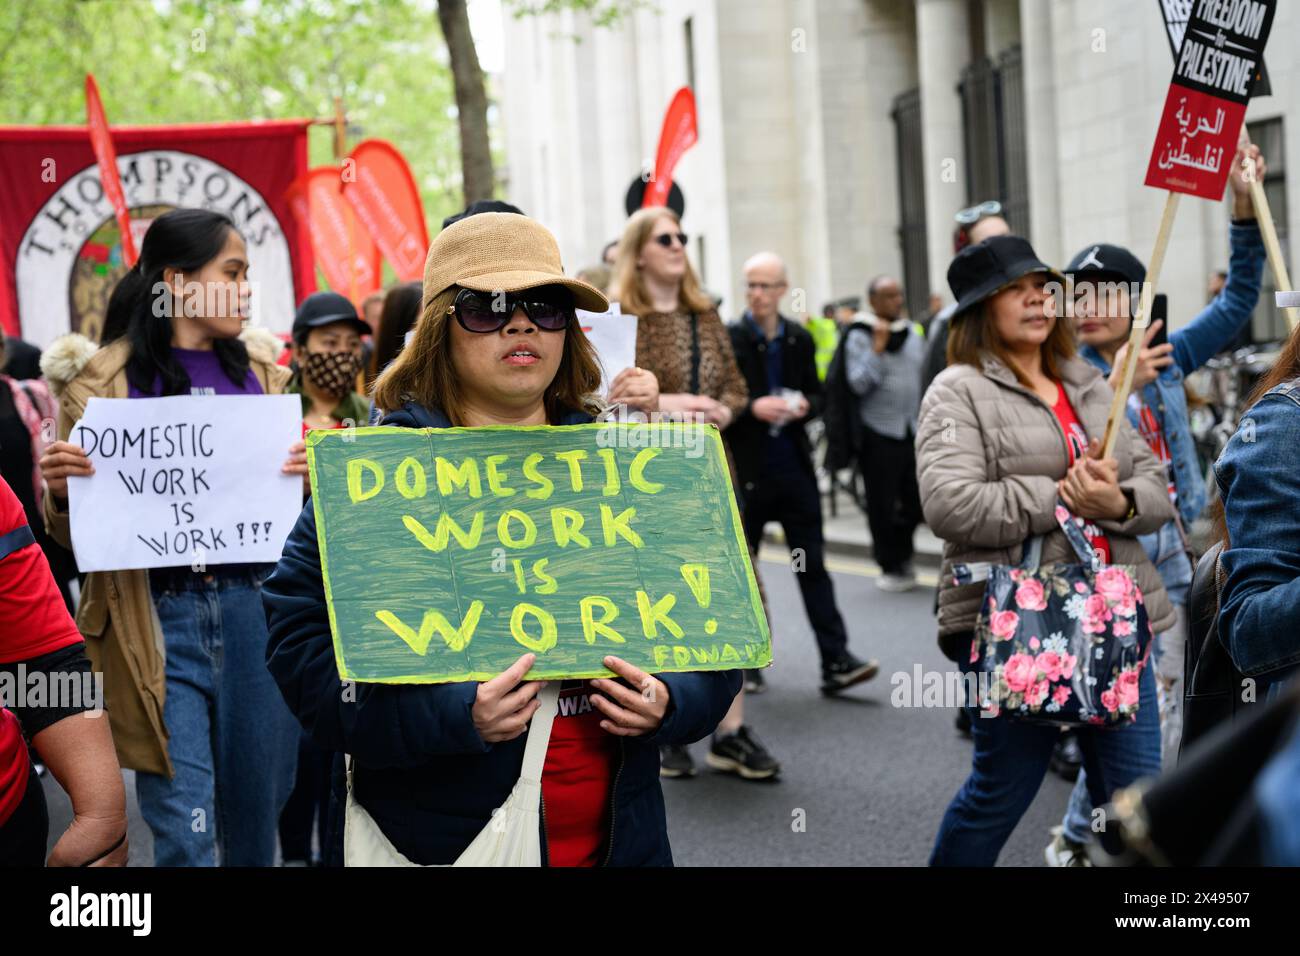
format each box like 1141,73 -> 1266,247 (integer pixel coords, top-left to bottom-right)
917,236 -> 1174,866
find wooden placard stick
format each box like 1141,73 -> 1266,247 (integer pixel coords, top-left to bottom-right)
1249,179 -> 1298,332
1101,190 -> 1181,458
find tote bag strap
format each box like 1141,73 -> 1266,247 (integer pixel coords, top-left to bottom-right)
950,497 -> 1089,586
345,682 -> 563,793
1052,497 -> 1102,571
952,534 -> 1042,586
519,682 -> 561,784
1020,535 -> 1044,571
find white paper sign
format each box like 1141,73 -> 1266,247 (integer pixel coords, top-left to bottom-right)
578,303 -> 638,395
66,394 -> 303,572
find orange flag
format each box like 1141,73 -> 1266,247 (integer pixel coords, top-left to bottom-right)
287,167 -> 382,307
341,140 -> 429,282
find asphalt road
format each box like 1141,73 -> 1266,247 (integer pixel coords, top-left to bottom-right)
42,547 -> 1075,866
659,546 -> 1076,867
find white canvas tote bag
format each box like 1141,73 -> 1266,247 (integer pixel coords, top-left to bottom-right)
344,682 -> 561,867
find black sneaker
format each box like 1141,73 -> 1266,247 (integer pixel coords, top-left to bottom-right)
820,653 -> 879,695
1049,732 -> 1083,781
659,744 -> 696,778
743,668 -> 766,694
707,726 -> 781,780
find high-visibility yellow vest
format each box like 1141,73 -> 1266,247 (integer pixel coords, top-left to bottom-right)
807,316 -> 839,381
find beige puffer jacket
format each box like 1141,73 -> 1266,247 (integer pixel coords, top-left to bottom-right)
916,352 -> 1177,659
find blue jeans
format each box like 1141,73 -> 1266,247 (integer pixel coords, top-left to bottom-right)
930,653 -> 1161,866
136,569 -> 298,866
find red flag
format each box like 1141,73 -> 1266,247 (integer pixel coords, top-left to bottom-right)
341,140 -> 429,282
288,167 -> 382,306
84,74 -> 138,267
643,88 -> 698,209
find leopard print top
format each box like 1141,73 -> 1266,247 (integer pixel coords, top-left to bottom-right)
633,308 -> 749,416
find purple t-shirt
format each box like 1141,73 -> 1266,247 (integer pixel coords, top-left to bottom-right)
127,347 -> 262,398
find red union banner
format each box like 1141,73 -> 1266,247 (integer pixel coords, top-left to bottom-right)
341,140 -> 428,282
643,87 -> 698,210
287,167 -> 382,306
0,119 -> 313,344
84,74 -> 138,269
1144,0 -> 1275,200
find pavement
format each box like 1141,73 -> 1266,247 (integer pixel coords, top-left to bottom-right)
42,535 -> 1077,867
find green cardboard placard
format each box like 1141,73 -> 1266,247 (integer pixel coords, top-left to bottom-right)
306,422 -> 771,683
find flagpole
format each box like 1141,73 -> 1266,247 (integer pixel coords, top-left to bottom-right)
1249,179 -> 1298,332
330,96 -> 362,306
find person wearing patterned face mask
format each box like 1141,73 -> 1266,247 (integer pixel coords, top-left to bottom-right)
289,292 -> 372,435
279,290 -> 374,865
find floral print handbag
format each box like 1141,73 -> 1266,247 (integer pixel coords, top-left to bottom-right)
953,500 -> 1153,727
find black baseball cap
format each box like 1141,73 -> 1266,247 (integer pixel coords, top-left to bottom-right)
948,235 -> 1063,320
292,291 -> 371,343
442,200 -> 525,230
1065,243 -> 1146,287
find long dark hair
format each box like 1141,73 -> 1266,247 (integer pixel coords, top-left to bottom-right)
124,209 -> 251,396
101,264 -> 146,344
367,281 -> 422,387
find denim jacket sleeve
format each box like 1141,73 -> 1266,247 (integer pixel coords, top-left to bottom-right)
1171,221 -> 1265,375
262,499 -> 490,767
1215,392 -> 1300,677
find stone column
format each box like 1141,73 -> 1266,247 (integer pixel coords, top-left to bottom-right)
1019,0 -> 1061,264
915,0 -> 971,298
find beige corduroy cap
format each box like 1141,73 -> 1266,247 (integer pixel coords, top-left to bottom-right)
421,212 -> 609,314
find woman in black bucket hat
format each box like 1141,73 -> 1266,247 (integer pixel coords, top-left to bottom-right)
916,235 -> 1176,866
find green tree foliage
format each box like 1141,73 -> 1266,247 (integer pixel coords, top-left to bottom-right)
503,0 -> 647,29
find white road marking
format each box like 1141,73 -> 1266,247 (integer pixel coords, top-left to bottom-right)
757,545 -> 939,588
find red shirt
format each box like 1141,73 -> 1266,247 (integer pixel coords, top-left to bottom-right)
0,476 -> 83,827
0,709 -> 26,829
1050,385 -> 1112,564
541,680 -> 617,867
302,420 -> 351,438
1129,394 -> 1177,503
0,480 -> 83,663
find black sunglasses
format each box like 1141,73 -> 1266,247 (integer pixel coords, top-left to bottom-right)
447,287 -> 574,333
653,231 -> 689,249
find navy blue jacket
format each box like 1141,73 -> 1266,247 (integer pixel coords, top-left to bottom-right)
263,401 -> 742,866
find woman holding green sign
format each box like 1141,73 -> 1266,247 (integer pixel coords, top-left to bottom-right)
263,212 -> 742,866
